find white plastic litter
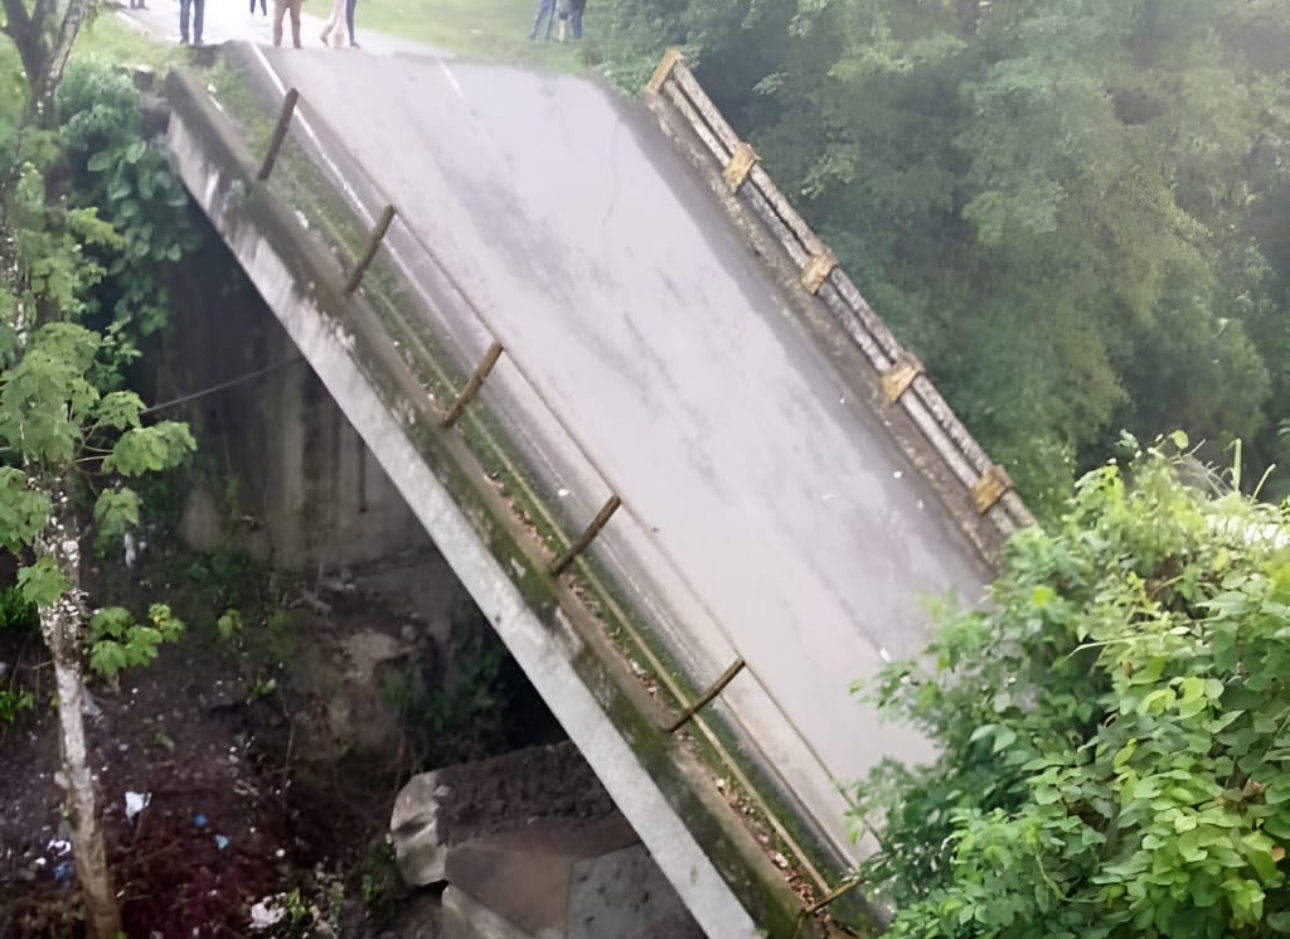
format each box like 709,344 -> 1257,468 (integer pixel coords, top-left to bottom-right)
249,899 -> 285,931
125,791 -> 151,821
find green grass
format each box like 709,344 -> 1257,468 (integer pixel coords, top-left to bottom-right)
74,12 -> 187,73
357,0 -> 594,68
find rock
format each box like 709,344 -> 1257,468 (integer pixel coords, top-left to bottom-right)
390,773 -> 450,886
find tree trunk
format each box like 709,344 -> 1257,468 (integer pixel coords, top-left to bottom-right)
38,483 -> 122,939
1,0 -> 94,127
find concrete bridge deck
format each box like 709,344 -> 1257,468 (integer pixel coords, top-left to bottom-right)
160,40 -> 1029,937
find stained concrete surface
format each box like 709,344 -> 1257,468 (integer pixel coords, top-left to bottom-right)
156,208 -> 434,570
234,47 -> 996,859
164,89 -> 762,936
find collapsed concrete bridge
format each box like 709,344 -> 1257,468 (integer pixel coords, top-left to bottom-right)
159,41 -> 1031,938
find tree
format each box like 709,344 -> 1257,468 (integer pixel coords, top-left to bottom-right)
603,0 -> 1290,519
851,437 -> 1290,938
2,0 -> 94,125
0,58 -> 198,938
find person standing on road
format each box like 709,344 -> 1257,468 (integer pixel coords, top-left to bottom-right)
273,0 -> 304,47
555,0 -> 584,41
179,0 -> 205,44
345,0 -> 360,48
529,0 -> 555,41
250,0 -> 266,16
321,0 -> 346,46
321,0 -> 360,47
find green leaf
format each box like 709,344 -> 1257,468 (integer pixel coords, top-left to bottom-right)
91,607 -> 134,641
0,468 -> 50,552
93,391 -> 143,430
1179,677 -> 1205,703
1269,911 -> 1290,933
17,558 -> 66,609
86,149 -> 115,172
93,488 -> 140,540
1178,829 -> 1207,863
103,421 -> 196,476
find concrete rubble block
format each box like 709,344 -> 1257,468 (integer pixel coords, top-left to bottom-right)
444,819 -> 705,939
392,743 -> 705,938
390,772 -> 451,886
391,742 -> 617,886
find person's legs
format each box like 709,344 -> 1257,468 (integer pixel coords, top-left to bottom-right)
179,0 -> 191,42
272,0 -> 286,45
529,0 -> 553,39
346,0 -> 358,45
571,4 -> 583,38
289,0 -> 303,47
193,0 -> 205,43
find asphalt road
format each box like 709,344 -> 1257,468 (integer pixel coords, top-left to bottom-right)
236,47 -> 995,859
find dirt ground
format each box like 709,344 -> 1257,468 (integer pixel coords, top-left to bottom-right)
0,552 -> 481,939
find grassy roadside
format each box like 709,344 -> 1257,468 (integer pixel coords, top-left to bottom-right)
355,0 -> 592,67
75,11 -> 187,72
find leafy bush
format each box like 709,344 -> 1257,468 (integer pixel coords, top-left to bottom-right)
0,688 -> 34,723
89,602 -> 185,683
55,61 -> 197,347
856,440 -> 1290,938
0,585 -> 38,632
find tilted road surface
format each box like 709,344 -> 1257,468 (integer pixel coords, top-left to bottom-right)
226,46 -> 995,860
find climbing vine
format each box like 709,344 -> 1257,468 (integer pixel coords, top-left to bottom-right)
57,62 -> 198,350
854,437 -> 1290,938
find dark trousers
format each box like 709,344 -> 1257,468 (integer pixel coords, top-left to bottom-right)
346,0 -> 357,42
250,0 -> 266,14
530,0 -> 555,39
180,0 -> 205,42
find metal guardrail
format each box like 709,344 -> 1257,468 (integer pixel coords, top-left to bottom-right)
238,70 -> 868,923
645,49 -> 1036,561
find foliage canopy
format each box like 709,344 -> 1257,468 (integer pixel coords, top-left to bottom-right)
601,0 -> 1290,518
854,441 -> 1290,937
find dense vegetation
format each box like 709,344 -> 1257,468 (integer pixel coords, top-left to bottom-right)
0,12 -> 198,929
599,0 -> 1290,520
852,441 -> 1290,937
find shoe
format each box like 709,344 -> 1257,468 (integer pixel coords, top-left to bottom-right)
349,39 -> 360,47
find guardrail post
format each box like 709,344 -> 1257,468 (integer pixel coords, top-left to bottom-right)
880,353 -> 925,403
971,465 -> 1013,513
800,249 -> 838,294
646,48 -> 683,94
666,658 -> 745,733
442,341 -> 504,428
803,878 -> 861,916
723,141 -> 758,192
550,494 -> 621,577
344,204 -> 397,296
257,88 -> 300,181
